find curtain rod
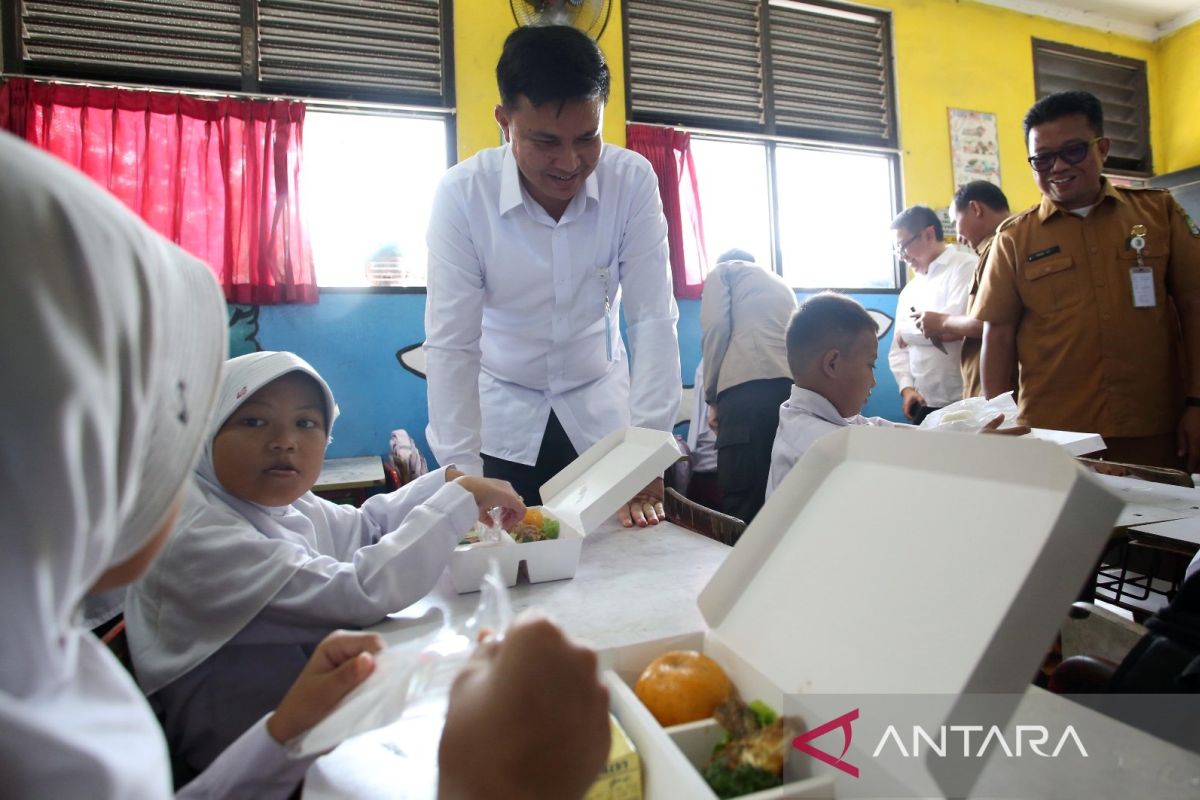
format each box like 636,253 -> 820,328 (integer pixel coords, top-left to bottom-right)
0,72 -> 455,117
664,122 -> 901,155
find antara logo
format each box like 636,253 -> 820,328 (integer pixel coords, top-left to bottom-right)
792,710 -> 1088,780
872,724 -> 1089,759
792,708 -> 860,778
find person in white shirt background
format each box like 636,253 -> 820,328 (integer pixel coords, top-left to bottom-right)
699,249 -> 796,525
424,25 -> 681,526
887,205 -> 977,423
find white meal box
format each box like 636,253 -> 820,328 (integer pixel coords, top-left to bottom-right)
450,427 -> 682,593
599,426 -> 1124,799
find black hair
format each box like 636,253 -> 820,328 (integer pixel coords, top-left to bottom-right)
786,292 -> 878,379
890,205 -> 942,240
716,248 -> 755,264
1023,90 -> 1104,143
496,26 -> 611,110
951,181 -> 1010,214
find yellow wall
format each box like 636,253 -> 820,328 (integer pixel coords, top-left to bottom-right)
451,0 -> 1188,208
452,0 -> 627,162
1156,19 -> 1200,175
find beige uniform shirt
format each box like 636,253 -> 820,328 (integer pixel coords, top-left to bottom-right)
975,181 -> 1200,437
960,234 -> 994,399
699,260 -> 796,403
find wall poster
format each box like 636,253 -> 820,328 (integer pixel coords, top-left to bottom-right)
948,108 -> 1001,190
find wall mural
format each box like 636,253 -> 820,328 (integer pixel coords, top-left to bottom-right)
228,304 -> 263,356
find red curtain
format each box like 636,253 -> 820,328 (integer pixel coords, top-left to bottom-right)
0,78 -> 315,304
626,123 -> 708,300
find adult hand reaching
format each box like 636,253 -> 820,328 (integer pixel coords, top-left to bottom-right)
438,614 -> 610,800
617,476 -> 665,528
266,630 -> 384,745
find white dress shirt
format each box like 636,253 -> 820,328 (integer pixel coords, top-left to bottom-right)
887,246 -> 976,408
425,143 -> 681,472
687,361 -> 718,473
766,386 -> 903,496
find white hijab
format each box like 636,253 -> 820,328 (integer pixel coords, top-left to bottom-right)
126,352 -> 344,695
0,133 -> 226,797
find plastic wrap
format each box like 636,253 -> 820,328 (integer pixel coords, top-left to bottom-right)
290,560 -> 514,758
919,391 -> 1019,433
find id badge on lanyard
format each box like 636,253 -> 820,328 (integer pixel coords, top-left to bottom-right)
1128,224 -> 1156,308
598,267 -> 613,361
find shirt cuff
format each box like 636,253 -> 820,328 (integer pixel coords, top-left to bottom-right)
426,480 -> 480,539
178,716 -> 313,800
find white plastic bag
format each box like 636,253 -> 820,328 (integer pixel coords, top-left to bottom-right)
919,391 -> 1019,433
290,560 -> 514,758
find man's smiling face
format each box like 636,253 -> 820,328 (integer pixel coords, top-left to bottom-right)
1028,113 -> 1108,209
495,94 -> 604,219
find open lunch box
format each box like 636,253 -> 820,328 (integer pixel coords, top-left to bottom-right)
598,426 -> 1124,798
449,427 -> 683,593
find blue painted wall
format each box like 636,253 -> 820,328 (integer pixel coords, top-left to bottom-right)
244,290 -> 904,461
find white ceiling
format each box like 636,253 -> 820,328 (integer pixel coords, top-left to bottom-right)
976,0 -> 1200,39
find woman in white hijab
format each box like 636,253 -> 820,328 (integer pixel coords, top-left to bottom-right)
0,132 -> 385,798
126,351 -> 525,777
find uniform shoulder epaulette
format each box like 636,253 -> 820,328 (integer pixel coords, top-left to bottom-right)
1115,184 -> 1167,194
996,205 -> 1037,234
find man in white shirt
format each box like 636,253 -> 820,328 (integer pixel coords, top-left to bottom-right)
424,26 -> 681,525
700,249 -> 796,523
887,205 -> 976,423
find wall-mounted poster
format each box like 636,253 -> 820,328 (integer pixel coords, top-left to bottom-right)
949,108 -> 1001,189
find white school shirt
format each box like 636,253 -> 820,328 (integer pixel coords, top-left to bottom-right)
766,386 -> 904,496
425,143 -> 682,472
887,246 -> 976,408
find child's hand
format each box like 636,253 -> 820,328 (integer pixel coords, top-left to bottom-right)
438,614 -> 610,800
980,414 -> 1030,436
266,630 -> 383,745
454,475 -> 526,529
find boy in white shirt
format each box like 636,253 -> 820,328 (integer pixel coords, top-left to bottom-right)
767,293 -> 904,496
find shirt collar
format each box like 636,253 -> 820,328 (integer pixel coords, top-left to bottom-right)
975,233 -> 995,256
788,386 -> 849,427
497,143 -> 602,220
924,245 -> 959,277
1036,178 -> 1124,224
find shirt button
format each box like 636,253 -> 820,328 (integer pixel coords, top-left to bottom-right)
1090,246 -> 1097,253
1102,314 -> 1111,321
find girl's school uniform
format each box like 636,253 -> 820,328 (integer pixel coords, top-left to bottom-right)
125,352 -> 478,776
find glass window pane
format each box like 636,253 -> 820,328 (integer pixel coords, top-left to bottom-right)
691,138 -> 772,269
775,146 -> 897,289
304,112 -> 449,287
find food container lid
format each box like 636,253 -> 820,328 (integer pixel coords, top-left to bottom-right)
540,427 -> 681,535
697,426 -> 1122,696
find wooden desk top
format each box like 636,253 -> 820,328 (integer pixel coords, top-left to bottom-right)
314,456 -> 385,492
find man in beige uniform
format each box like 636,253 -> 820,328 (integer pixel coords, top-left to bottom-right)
976,90 -> 1200,469
914,181 -> 1013,398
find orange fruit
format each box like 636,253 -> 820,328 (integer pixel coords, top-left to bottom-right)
634,650 -> 732,727
522,508 -> 544,527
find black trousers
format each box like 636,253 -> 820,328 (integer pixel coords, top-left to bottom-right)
911,404 -> 940,425
715,378 -> 794,525
482,411 -> 578,506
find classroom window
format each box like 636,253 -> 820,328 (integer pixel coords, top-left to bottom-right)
625,0 -> 896,147
692,137 -> 899,290
303,111 -> 451,288
1032,39 -> 1151,175
626,0 -> 900,290
2,0 -> 452,108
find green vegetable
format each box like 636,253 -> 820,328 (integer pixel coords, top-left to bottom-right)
748,700 -> 778,728
710,730 -> 732,756
701,763 -> 781,799
541,517 -> 560,539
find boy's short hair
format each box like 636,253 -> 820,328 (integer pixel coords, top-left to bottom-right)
496,25 -> 611,111
890,205 -> 942,240
786,292 -> 879,378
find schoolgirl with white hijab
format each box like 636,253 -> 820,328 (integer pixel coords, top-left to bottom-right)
0,132 -> 384,797
126,351 -> 525,777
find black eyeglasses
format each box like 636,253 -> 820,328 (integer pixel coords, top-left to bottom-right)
892,232 -> 920,255
1027,137 -> 1102,173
